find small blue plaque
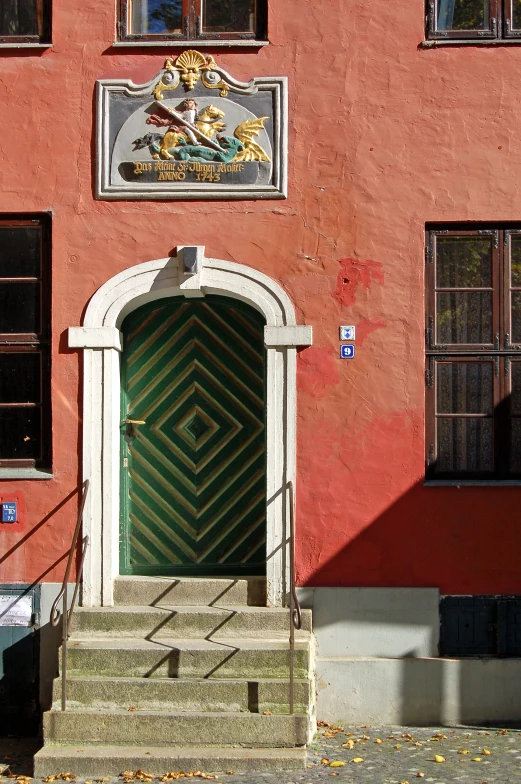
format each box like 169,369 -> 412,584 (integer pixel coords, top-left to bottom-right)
2,503 -> 17,523
340,345 -> 355,359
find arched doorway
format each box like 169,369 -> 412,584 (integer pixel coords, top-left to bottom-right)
120,295 -> 267,576
68,247 -> 312,606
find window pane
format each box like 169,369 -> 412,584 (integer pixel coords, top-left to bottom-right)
437,292 -> 492,344
511,419 -> 521,472
512,362 -> 521,415
512,0 -> 521,28
0,408 -> 41,460
0,0 -> 40,36
436,0 -> 489,30
0,227 -> 41,279
0,282 -> 40,334
130,0 -> 182,34
511,236 -> 521,286
203,0 -> 255,33
0,353 -> 41,404
436,236 -> 492,288
437,362 -> 493,414
437,418 -> 493,472
511,292 -> 521,343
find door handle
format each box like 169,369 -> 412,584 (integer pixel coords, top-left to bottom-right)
123,418 -> 146,424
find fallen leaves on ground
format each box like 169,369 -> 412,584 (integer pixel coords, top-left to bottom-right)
351,757 -> 364,764
43,775 -> 77,782
416,774 -> 425,779
329,761 -> 345,767
320,758 -> 329,765
341,740 -> 355,750
434,755 -> 446,763
482,749 -> 492,755
458,749 -> 470,755
374,738 -> 383,744
472,757 -> 482,762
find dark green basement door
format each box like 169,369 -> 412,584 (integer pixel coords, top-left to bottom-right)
120,295 -> 266,576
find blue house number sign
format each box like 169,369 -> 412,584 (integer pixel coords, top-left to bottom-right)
340,345 -> 355,359
1,503 -> 17,523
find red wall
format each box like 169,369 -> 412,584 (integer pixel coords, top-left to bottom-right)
1,0 -> 520,593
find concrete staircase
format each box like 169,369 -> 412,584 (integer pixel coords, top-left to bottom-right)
35,577 -> 315,776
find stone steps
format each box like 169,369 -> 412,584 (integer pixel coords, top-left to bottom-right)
66,635 -> 311,679
36,577 -> 315,777
52,676 -> 311,714
70,604 -> 312,637
43,709 -> 309,747
113,577 -> 267,607
33,745 -> 307,777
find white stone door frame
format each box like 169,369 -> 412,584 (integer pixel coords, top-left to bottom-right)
68,247 -> 312,607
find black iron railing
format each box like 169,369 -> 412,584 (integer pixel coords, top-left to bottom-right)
50,479 -> 90,711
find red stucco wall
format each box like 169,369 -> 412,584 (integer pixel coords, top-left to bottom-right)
1,0 -> 520,593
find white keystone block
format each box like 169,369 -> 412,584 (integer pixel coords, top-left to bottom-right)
264,326 -> 313,347
68,327 -> 123,351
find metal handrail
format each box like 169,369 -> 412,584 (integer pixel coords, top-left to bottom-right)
288,480 -> 302,715
50,479 -> 90,711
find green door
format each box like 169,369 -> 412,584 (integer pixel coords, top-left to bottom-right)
120,295 -> 266,576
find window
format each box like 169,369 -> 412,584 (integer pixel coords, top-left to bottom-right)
427,0 -> 521,39
118,0 -> 267,42
426,226 -> 521,480
0,217 -> 51,469
0,0 -> 51,45
440,595 -> 521,656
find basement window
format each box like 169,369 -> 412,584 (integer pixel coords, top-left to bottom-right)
440,595 -> 521,656
0,0 -> 52,45
118,0 -> 267,43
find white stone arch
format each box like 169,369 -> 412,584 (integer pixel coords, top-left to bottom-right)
69,247 -> 312,607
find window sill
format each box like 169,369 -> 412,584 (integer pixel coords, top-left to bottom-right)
0,468 -> 53,480
424,479 -> 521,486
112,39 -> 269,48
422,38 -> 521,46
0,42 -> 52,49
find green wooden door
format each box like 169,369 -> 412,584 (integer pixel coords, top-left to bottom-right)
120,296 -> 266,576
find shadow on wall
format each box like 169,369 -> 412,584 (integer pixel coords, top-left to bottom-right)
299,468 -> 521,725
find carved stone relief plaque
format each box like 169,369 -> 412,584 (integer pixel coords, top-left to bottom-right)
96,51 -> 287,200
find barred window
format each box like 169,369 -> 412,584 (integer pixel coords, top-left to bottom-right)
426,227 -> 521,479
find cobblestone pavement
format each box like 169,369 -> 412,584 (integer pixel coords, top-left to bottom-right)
2,724 -> 521,784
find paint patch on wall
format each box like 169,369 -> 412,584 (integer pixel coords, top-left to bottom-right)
333,258 -> 384,308
297,346 -> 340,399
356,317 -> 387,345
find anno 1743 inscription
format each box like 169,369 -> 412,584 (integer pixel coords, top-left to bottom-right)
96,50 -> 287,200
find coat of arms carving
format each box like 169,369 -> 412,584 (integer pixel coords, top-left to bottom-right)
96,51 -> 287,200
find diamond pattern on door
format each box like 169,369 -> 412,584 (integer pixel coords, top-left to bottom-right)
120,296 -> 266,575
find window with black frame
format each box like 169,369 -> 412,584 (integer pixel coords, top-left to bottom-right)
118,0 -> 266,42
427,0 -> 521,39
0,0 -> 51,44
0,217 -> 51,469
426,226 -> 521,479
